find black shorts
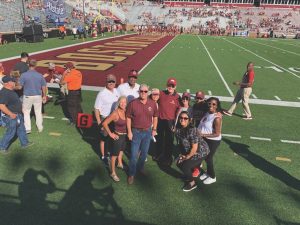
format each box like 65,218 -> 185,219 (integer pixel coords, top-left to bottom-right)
109,134 -> 127,156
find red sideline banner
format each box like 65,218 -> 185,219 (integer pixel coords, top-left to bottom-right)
77,113 -> 93,128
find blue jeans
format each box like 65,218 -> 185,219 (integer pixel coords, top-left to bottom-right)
0,114 -> 29,150
129,128 -> 152,176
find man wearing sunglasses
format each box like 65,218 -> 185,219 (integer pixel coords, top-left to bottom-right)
155,78 -> 180,165
117,69 -> 140,103
94,74 -> 120,165
192,91 -> 208,127
126,84 -> 158,184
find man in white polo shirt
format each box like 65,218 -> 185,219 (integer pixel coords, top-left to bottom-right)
117,69 -> 140,103
94,74 -> 120,164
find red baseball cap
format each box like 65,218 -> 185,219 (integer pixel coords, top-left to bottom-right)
128,69 -> 139,78
182,92 -> 191,99
65,62 -> 75,69
167,78 -> 177,86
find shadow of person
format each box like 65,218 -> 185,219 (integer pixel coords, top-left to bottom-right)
18,168 -> 56,224
223,138 -> 300,191
58,169 -> 124,224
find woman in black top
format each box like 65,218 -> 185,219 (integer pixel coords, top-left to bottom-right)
175,111 -> 210,192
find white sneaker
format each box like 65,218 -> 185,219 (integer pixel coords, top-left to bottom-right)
199,173 -> 208,181
203,176 -> 216,185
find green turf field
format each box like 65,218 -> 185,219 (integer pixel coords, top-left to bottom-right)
0,35 -> 299,225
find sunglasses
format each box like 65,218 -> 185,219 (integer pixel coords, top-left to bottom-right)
182,97 -> 189,101
139,90 -> 148,93
107,80 -> 116,83
208,102 -> 217,106
152,93 -> 159,96
196,97 -> 204,100
167,84 -> 175,88
179,116 -> 189,121
129,76 -> 137,79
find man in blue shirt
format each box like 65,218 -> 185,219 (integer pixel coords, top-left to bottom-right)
19,59 -> 47,134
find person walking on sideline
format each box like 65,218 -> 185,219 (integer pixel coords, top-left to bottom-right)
223,62 -> 255,120
0,76 -> 33,153
19,60 -> 47,134
126,84 -> 158,185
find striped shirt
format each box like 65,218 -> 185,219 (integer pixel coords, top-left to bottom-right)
126,98 -> 158,129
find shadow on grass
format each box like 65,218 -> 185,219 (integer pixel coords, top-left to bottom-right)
274,216 -> 300,225
223,138 -> 300,191
0,168 -> 153,225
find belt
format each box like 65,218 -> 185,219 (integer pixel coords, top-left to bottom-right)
68,89 -> 81,92
133,127 -> 150,132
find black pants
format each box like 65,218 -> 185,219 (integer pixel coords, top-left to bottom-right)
177,158 -> 203,182
204,138 -> 221,178
156,119 -> 174,160
67,90 -> 83,124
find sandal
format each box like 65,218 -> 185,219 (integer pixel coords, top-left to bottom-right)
117,164 -> 124,170
110,174 -> 120,182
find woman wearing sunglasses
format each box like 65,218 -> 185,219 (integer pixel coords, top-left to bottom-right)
175,111 -> 210,192
174,92 -> 193,129
198,97 -> 222,185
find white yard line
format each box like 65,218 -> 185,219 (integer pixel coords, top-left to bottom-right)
208,90 -> 212,95
197,36 -> 234,96
250,136 -> 271,141
61,118 -> 69,121
281,140 -> 300,144
297,97 -> 300,100
246,39 -> 300,56
43,116 -> 55,119
139,36 -> 176,73
274,96 -> 281,101
251,94 -> 257,99
222,134 -> 241,138
224,38 -> 300,79
0,33 -> 135,62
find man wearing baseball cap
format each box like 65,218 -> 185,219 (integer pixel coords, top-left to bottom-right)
60,62 -> 83,125
192,91 -> 208,127
94,74 -> 120,164
0,76 -> 33,153
117,69 -> 140,103
155,77 -> 180,165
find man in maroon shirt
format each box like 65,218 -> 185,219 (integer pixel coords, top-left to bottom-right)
155,78 -> 180,165
126,84 -> 158,184
223,62 -> 255,120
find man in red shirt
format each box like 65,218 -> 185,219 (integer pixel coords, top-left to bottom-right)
155,78 -> 180,165
223,62 -> 255,120
126,84 -> 158,184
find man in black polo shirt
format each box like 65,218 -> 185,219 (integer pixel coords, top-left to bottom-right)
0,76 -> 33,153
13,52 -> 29,74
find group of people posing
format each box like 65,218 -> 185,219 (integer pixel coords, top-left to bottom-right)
93,70 -> 223,192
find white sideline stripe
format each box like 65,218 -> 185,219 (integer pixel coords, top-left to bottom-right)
252,94 -> 257,99
222,134 -> 241,138
274,96 -> 281,101
43,116 -> 55,119
250,136 -> 271,141
208,90 -> 212,95
48,84 -> 300,108
197,36 -> 234,97
0,33 -> 135,62
246,39 -> 300,56
281,140 -> 300,144
139,36 -> 175,73
224,38 -> 300,79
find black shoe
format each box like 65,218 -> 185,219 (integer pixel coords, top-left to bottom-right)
183,183 -> 197,192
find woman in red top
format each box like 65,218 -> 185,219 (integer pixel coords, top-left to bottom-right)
102,96 -> 127,182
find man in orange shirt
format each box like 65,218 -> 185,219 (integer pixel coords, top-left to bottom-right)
60,62 -> 83,125
223,62 -> 255,120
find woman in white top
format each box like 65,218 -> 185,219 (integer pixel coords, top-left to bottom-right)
198,97 -> 222,185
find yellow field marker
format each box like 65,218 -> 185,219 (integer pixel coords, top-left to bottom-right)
49,132 -> 62,137
275,157 -> 291,162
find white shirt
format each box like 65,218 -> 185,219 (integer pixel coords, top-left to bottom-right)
94,88 -> 119,118
198,112 -> 222,141
0,74 -> 4,90
117,82 -> 140,102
